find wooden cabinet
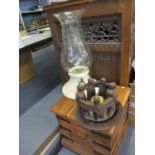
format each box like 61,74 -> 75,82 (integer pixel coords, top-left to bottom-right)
44,0 -> 134,86
51,86 -> 131,155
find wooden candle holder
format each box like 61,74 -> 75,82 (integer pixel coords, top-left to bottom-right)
76,78 -> 118,122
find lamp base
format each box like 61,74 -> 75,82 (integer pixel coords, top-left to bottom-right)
62,66 -> 89,100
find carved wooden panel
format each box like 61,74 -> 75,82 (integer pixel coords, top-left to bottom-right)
57,14 -> 121,44
45,0 -> 134,86
55,15 -> 121,84
82,15 -> 121,43
91,52 -> 121,84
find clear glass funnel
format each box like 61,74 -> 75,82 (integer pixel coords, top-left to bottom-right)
54,10 -> 92,74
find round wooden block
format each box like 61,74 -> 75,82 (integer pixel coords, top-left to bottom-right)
75,102 -> 124,131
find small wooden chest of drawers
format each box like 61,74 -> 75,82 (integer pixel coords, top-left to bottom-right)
51,86 -> 131,155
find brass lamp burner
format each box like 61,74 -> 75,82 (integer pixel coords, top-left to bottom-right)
76,78 -> 117,122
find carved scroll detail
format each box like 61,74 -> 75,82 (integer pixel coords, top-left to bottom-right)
82,20 -> 120,42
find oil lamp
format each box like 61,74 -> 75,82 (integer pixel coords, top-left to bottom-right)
54,10 -> 92,99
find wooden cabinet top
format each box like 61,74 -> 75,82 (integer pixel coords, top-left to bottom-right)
44,0 -> 134,14
51,85 -> 131,137
51,85 -> 131,117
